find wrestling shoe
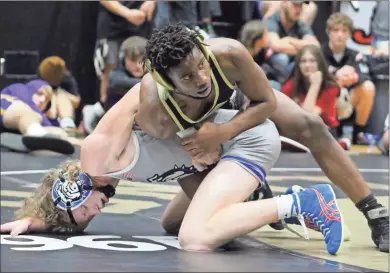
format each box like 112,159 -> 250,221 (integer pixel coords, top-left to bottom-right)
282,185 -> 351,242
247,180 -> 285,231
287,184 -> 344,255
365,206 -> 389,253
22,134 -> 75,155
282,185 -> 312,239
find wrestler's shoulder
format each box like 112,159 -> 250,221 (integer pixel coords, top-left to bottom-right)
139,73 -> 159,100
140,73 -> 155,88
207,38 -> 248,61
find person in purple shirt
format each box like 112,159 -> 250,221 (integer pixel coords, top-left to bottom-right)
1,80 -> 77,154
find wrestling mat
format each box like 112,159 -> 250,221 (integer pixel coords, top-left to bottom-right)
1,149 -> 388,272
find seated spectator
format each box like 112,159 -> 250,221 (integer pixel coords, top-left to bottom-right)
106,35 -> 146,110
259,1 -> 317,26
38,56 -> 81,129
322,12 -> 376,145
239,20 -> 281,90
1,80 -> 77,154
266,0 -> 319,82
281,45 -> 350,149
83,36 -> 147,134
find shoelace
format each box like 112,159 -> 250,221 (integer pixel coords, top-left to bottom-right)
280,194 -> 310,240
282,215 -> 310,240
283,213 -> 331,241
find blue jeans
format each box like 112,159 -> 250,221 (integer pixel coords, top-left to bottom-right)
269,53 -> 294,82
371,34 -> 389,47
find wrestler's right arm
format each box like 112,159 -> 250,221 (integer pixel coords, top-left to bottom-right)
0,217 -> 48,236
0,84 -> 141,235
81,83 -> 141,176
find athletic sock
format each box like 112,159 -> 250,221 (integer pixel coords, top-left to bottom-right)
93,101 -> 105,117
275,194 -> 295,220
355,194 -> 382,214
26,123 -> 47,137
59,117 -> 76,129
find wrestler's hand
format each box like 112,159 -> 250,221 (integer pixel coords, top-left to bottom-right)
192,159 -> 208,172
181,121 -> 225,157
0,218 -> 32,236
193,148 -> 221,165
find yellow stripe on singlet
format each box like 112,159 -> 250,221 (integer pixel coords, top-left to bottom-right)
1,94 -> 17,102
157,84 -> 186,131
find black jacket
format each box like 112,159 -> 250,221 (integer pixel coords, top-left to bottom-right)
322,43 -> 371,88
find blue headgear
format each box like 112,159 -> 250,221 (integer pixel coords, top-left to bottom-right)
52,171 -> 115,226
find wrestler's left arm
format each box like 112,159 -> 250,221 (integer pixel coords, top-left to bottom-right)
181,39 -> 277,157
218,38 -> 277,141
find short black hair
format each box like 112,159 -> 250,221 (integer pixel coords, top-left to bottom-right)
142,23 -> 204,77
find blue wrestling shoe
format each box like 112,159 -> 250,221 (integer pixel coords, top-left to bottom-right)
287,184 -> 344,255
282,185 -> 320,239
283,185 -> 352,243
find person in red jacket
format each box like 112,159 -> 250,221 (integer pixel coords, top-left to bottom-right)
282,44 -> 349,149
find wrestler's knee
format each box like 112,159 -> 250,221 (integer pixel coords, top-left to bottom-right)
178,228 -> 214,252
161,217 -> 180,235
295,112 -> 328,146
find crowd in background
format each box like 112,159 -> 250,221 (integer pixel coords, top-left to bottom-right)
1,0 -> 389,155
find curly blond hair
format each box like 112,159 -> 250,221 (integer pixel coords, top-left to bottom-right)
14,160 -> 88,233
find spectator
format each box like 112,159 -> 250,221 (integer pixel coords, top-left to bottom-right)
83,36 -> 147,134
94,1 -> 155,104
239,20 -> 281,90
38,56 -> 80,130
259,1 -> 318,26
153,2 -> 197,30
322,12 -> 376,145
266,0 -> 319,82
281,45 -> 343,144
197,1 -> 221,38
0,80 -> 77,154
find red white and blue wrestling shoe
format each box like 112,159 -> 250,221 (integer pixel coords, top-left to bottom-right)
285,184 -> 344,255
283,185 -> 320,240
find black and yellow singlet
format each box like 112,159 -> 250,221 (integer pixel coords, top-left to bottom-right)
156,46 -> 236,131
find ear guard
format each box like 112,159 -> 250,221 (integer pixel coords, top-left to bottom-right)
144,59 -> 175,91
52,171 -> 115,226
145,28 -> 210,91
